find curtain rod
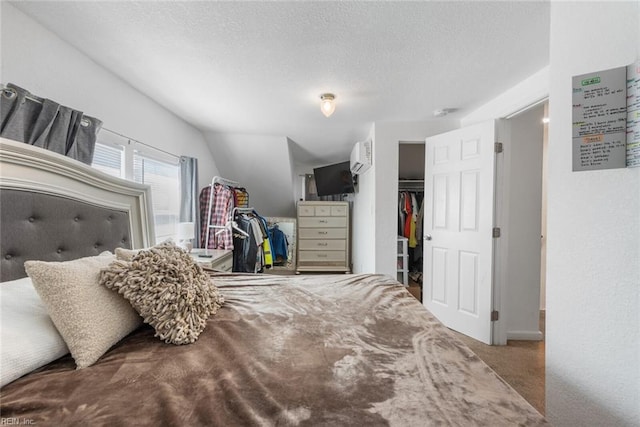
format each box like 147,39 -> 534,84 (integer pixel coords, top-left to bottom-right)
1,84 -> 180,160
101,128 -> 179,160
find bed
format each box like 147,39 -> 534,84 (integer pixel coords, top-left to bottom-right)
0,138 -> 547,426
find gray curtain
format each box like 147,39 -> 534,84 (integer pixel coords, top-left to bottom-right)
0,83 -> 102,164
179,156 -> 200,247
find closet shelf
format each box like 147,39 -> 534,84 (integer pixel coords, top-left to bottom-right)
398,179 -> 424,191
397,236 -> 408,286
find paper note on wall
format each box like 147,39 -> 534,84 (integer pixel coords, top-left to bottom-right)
572,66 -> 627,171
626,62 -> 640,167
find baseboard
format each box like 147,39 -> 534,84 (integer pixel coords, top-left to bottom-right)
506,330 -> 543,341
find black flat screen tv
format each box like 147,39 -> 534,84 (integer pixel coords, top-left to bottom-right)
313,161 -> 355,196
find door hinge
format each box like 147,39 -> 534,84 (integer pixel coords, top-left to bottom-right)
492,227 -> 501,238
491,310 -> 499,321
494,142 -> 503,153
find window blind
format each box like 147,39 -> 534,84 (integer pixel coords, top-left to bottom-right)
91,142 -> 123,178
133,151 -> 180,243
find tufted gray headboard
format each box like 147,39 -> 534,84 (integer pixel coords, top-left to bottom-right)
1,190 -> 131,281
0,138 -> 155,282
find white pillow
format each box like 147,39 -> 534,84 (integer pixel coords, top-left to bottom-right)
25,252 -> 142,369
0,277 -> 69,387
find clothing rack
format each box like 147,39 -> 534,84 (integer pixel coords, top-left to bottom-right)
211,176 -> 239,188
232,207 -> 256,216
204,176 -> 244,252
214,207 -> 256,239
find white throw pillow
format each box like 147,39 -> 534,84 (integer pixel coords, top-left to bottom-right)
25,252 -> 142,369
0,277 -> 69,387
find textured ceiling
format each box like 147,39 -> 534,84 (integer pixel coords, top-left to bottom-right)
11,1 -> 550,165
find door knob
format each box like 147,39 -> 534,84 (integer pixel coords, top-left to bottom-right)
424,234 -> 432,241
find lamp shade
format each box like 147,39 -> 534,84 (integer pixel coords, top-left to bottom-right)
320,93 -> 336,117
176,222 -> 195,240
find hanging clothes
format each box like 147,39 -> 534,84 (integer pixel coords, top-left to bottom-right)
269,225 -> 289,265
199,183 -> 235,250
416,197 -> 425,248
232,210 -> 273,273
234,188 -> 250,208
408,192 -> 418,248
252,213 -> 273,269
403,193 -> 412,239
232,215 -> 259,273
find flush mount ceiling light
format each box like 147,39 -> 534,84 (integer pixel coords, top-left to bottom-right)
433,108 -> 453,118
320,93 -> 336,117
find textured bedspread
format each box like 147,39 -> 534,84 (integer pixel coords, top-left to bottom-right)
1,273 -> 546,426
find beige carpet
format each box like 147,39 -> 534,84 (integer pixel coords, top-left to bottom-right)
449,312 -> 546,415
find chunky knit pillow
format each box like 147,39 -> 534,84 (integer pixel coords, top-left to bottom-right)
100,242 -> 224,345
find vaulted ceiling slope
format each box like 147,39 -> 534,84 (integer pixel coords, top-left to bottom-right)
12,1 -> 550,165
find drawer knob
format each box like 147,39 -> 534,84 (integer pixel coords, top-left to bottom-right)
318,243 -> 328,246
319,220 -> 327,223
318,231 -> 327,235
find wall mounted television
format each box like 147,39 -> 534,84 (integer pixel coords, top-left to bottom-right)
313,161 -> 355,196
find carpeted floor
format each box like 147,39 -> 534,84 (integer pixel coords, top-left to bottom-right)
449,312 -> 546,415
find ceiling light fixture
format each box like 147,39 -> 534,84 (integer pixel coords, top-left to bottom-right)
320,93 -> 336,117
433,108 -> 453,118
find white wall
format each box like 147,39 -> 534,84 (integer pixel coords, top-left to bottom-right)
205,133 -> 296,217
352,124 -> 377,274
546,2 -> 639,425
352,120 -> 458,276
0,3 -> 218,188
504,105 -> 544,340
462,66 -> 549,127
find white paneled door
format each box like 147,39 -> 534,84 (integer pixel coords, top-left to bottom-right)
423,120 -> 497,344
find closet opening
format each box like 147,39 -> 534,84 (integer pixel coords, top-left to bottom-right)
398,141 -> 425,302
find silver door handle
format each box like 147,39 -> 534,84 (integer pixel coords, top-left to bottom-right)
424,234 -> 432,241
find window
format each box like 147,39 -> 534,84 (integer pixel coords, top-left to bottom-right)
91,142 -> 124,178
133,150 -> 180,244
91,131 -> 182,244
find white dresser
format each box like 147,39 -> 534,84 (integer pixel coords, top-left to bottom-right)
296,201 -> 350,273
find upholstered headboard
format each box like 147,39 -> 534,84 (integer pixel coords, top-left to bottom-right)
0,138 -> 154,282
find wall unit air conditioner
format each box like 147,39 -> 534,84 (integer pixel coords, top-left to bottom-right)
350,139 -> 372,174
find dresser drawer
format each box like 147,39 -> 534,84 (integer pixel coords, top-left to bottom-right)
298,205 -> 315,216
299,228 -> 346,239
298,239 -> 346,251
315,205 -> 331,216
298,250 -> 346,262
210,253 -> 233,272
298,217 -> 346,228
331,205 -> 347,216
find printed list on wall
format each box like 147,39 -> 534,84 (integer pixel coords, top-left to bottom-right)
627,62 -> 640,167
572,61 -> 640,171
